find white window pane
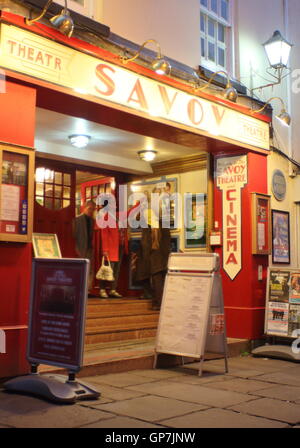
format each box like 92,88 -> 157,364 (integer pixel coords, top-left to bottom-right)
218,23 -> 225,42
218,47 -> 225,67
201,0 -> 208,7
201,38 -> 206,57
200,13 -> 206,32
211,0 -> 218,13
208,42 -> 216,61
208,18 -> 215,37
221,0 -> 229,20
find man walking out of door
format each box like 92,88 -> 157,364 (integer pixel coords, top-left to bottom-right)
73,200 -> 96,295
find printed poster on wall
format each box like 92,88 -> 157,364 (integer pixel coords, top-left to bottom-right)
266,301 -> 289,336
269,271 -> 290,303
290,273 -> 300,304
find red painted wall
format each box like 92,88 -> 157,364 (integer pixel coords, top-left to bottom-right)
0,81 -> 36,378
214,151 -> 269,339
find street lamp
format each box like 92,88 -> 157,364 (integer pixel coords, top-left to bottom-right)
252,30 -> 293,93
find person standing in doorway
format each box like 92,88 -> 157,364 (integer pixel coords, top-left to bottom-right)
73,200 -> 96,295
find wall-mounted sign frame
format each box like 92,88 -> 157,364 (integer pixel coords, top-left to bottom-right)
272,210 -> 290,264
32,233 -> 62,258
0,143 -> 34,243
272,170 -> 287,201
251,193 -> 271,255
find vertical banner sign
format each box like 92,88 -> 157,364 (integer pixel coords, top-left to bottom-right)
216,155 -> 248,280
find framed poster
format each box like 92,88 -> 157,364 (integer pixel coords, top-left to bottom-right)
32,233 -> 62,259
272,210 -> 290,264
129,176 -> 178,231
0,144 -> 34,243
251,193 -> 271,255
184,193 -> 206,249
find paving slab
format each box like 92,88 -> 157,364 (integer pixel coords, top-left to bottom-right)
86,372 -> 157,388
129,369 -> 185,380
204,378 -> 275,394
249,385 -> 300,402
80,416 -> 164,428
160,408 -> 289,428
252,371 -> 300,387
230,398 -> 300,424
206,357 -> 296,373
126,380 -> 256,408
0,392 -> 114,428
185,362 -> 265,378
95,395 -> 206,422
81,379 -> 147,401
168,373 -> 233,385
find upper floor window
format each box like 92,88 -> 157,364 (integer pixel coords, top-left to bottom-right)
55,0 -> 95,19
200,0 -> 232,72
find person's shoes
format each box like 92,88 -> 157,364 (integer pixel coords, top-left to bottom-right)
109,290 -> 123,298
99,289 -> 109,298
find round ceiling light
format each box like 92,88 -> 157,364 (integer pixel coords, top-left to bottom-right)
138,150 -> 158,162
69,134 -> 91,148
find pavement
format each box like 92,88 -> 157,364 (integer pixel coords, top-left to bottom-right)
1,355 -> 300,428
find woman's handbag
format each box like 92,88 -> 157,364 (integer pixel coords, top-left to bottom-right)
96,255 -> 115,282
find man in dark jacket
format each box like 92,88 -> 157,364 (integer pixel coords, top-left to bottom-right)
73,200 -> 96,293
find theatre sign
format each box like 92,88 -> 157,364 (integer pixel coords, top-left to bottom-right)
0,23 -> 270,152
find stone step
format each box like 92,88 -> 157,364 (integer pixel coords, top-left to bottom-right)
86,312 -> 159,329
87,298 -> 152,314
85,328 -> 157,345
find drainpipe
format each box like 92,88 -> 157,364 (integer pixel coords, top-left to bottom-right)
283,0 -> 295,176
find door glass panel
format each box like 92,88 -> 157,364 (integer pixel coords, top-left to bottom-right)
64,174 -> 71,186
63,187 -> 71,199
55,172 -> 63,184
54,185 -> 62,198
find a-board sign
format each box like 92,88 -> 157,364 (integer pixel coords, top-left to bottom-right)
155,253 -> 228,375
27,258 -> 89,372
168,253 -> 220,272
265,268 -> 300,337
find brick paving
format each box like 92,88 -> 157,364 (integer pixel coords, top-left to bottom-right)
0,356 -> 300,428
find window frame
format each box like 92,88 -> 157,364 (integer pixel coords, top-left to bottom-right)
200,0 -> 234,75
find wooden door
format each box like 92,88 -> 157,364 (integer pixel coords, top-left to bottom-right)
34,159 -> 76,258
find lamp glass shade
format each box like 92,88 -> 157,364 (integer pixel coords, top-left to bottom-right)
263,30 -> 292,68
151,58 -> 170,76
50,9 -> 74,38
276,110 -> 291,126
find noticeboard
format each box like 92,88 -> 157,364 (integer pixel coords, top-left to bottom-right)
155,253 -> 228,375
265,268 -> 300,338
27,258 -> 89,372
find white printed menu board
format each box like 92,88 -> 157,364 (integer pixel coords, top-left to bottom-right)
156,273 -> 213,358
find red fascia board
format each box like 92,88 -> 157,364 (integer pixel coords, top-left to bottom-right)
0,10 -> 271,124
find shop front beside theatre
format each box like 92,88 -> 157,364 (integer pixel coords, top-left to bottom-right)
0,10 -> 271,379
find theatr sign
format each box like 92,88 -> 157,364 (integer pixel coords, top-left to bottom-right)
0,24 -> 270,151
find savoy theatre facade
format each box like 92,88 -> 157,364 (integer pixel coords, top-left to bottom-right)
0,10 -> 271,378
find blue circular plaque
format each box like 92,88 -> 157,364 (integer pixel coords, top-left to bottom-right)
272,170 -> 286,201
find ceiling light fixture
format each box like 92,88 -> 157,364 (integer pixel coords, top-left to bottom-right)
26,0 -> 74,38
69,134 -> 91,148
251,97 -> 291,126
193,70 -> 238,103
138,150 -> 158,162
121,39 -> 171,76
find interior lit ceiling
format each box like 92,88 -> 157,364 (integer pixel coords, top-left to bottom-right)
35,108 -> 203,166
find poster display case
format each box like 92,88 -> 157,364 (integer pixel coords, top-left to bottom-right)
0,143 -> 34,243
251,193 -> 271,255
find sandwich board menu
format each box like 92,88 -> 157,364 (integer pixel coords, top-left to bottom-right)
154,253 -> 228,376
265,268 -> 300,338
